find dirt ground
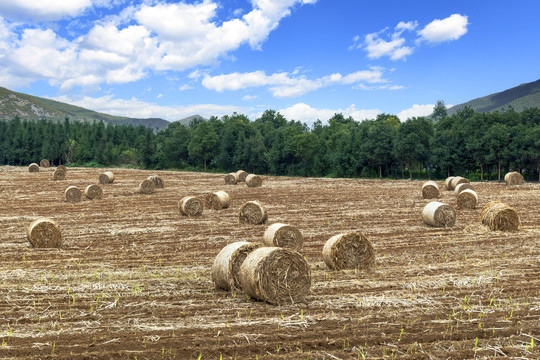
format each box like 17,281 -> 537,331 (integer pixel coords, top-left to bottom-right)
0,166 -> 538,359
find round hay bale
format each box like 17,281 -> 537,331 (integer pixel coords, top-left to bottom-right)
238,201 -> 267,225
139,179 -> 155,194
57,165 -> 67,172
28,163 -> 39,173
205,190 -> 230,210
224,173 -> 238,185
65,186 -> 82,203
422,201 -> 456,227
322,232 -> 374,271
84,184 -> 103,200
504,171 -> 524,186
263,223 -> 303,251
480,201 -> 520,231
147,175 -> 164,188
40,159 -> 50,168
26,218 -> 62,248
236,170 -> 248,182
211,241 -> 262,291
179,196 -> 204,216
449,176 -> 469,190
454,182 -> 473,195
99,171 -> 115,184
457,189 -> 478,209
422,181 -> 439,199
245,174 -> 262,187
239,247 -> 311,305
53,168 -> 66,181
444,176 -> 455,190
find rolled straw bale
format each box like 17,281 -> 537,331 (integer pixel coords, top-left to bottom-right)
225,173 -> 238,185
422,201 -> 456,227
504,171 -> 524,186
179,196 -> 204,216
57,165 -> 67,172
26,218 -> 62,248
245,174 -> 262,187
65,186 -> 81,203
205,190 -> 230,210
480,201 -> 520,231
422,181 -> 439,199
322,232 -> 374,271
28,163 -> 39,172
236,170 -> 248,182
53,168 -> 66,181
211,241 -> 262,291
139,179 -> 155,194
84,184 -> 103,200
99,171 -> 115,184
454,182 -> 473,195
239,247 -> 311,305
445,176 -> 455,190
457,189 -> 478,209
238,201 -> 268,225
263,223 -> 303,251
40,159 -> 50,168
147,175 -> 164,188
449,176 -> 469,190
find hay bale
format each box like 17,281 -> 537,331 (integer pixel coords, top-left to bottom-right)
26,218 -> 62,248
245,174 -> 262,187
139,179 -> 155,194
28,163 -> 39,173
53,168 -> 66,181
445,176 -> 454,190
236,170 -> 248,182
224,173 -> 238,185
65,186 -> 82,203
239,247 -> 311,305
84,184 -> 103,200
99,171 -> 115,184
449,176 -> 469,190
421,181 -> 439,199
238,201 -> 267,225
147,175 -> 164,188
57,165 -> 67,172
480,201 -> 520,231
40,159 -> 50,168
457,189 -> 478,209
454,182 -> 473,195
263,223 -> 303,251
322,232 -> 374,271
211,241 -> 262,291
504,171 -> 524,186
205,190 -> 230,210
179,196 -> 204,216
422,201 -> 456,227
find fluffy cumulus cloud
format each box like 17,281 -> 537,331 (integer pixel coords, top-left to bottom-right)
354,14 -> 468,60
278,103 -> 381,125
396,104 -> 435,121
201,67 -> 391,98
0,0 -> 317,90
417,14 -> 469,43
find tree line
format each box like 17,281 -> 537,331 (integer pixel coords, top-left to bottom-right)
1,103 -> 539,181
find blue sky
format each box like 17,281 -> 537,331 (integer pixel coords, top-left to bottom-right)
0,0 -> 539,124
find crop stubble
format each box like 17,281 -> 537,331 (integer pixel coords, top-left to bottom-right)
0,167 -> 538,359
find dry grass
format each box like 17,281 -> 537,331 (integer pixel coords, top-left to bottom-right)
422,201 -> 456,227
322,232 -> 374,271
262,223 -> 303,251
480,200 -> 520,231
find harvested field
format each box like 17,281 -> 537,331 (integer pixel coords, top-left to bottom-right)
0,166 -> 538,359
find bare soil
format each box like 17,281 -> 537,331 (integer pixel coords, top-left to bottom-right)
0,166 -> 538,359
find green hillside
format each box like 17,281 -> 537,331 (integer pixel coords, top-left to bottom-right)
447,79 -> 540,115
0,86 -> 170,131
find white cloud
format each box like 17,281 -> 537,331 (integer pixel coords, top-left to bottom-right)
0,0 -> 94,21
396,104 -> 434,121
278,103 -> 381,125
362,21 -> 417,60
201,67 -> 392,97
179,84 -> 194,91
242,95 -> 258,101
417,14 -> 468,44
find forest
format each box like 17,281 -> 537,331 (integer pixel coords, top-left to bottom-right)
1,102 -> 539,181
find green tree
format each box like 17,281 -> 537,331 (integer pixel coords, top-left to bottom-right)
188,121 -> 219,170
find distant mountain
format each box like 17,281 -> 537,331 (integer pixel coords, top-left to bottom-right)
176,114 -> 209,126
447,79 -> 540,115
0,86 -> 170,131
